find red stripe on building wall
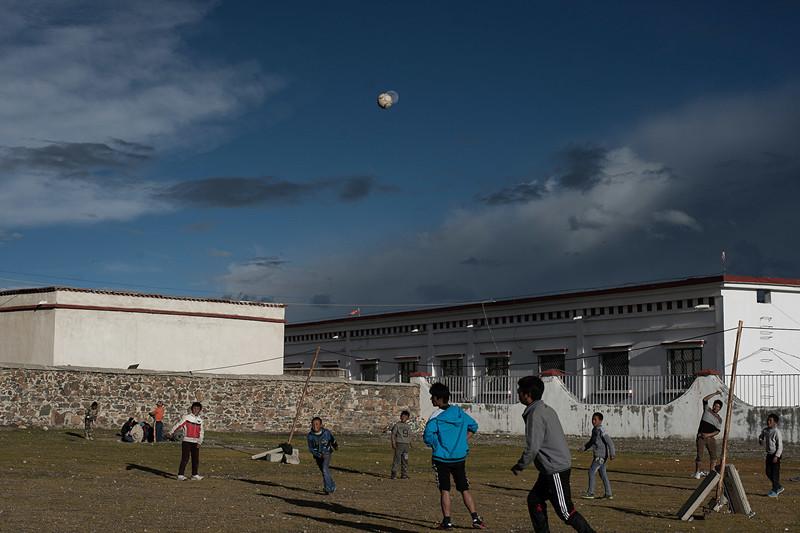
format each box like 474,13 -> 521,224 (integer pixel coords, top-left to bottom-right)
0,304 -> 285,324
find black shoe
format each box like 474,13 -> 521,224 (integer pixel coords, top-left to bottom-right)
435,520 -> 454,530
390,473 -> 397,479
400,475 -> 409,479
472,516 -> 487,529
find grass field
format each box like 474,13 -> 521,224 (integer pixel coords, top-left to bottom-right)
0,428 -> 798,532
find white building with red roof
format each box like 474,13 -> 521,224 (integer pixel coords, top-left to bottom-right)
284,275 -> 800,407
0,287 -> 285,374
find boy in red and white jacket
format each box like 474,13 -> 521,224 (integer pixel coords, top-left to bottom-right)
170,401 -> 205,481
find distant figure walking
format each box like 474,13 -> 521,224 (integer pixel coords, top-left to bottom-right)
390,410 -> 412,479
84,401 -> 99,440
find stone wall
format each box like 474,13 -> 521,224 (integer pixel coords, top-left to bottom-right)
0,363 -> 418,434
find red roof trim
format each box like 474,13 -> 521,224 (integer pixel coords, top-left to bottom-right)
0,304 -> 285,324
286,274 -> 800,329
0,286 -> 284,308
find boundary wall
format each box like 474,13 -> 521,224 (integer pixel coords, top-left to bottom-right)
0,363 -> 418,434
414,376 -> 799,443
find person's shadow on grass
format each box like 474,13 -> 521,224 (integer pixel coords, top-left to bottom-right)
126,463 -> 174,479
285,512 -> 420,533
262,493 -> 431,529
236,478 -> 320,495
65,431 -> 85,439
329,465 -> 386,479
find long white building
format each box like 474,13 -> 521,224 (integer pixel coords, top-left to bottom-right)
0,287 -> 286,374
285,275 -> 800,406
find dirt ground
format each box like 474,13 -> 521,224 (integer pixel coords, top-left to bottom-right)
0,428 -> 798,532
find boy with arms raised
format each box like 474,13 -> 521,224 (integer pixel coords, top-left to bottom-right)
511,376 -> 595,533
423,382 -> 487,530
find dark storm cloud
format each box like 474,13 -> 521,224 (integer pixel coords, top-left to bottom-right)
0,139 -> 152,175
245,256 -> 288,268
557,143 -> 608,191
478,181 -> 546,205
310,294 -> 333,306
416,283 -> 476,302
460,256 -> 501,267
568,216 -> 606,232
162,175 -> 382,208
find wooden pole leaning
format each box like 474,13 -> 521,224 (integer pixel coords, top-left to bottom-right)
714,320 -> 744,503
286,345 -> 321,446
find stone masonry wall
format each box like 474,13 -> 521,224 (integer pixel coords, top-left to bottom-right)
0,363 -> 418,434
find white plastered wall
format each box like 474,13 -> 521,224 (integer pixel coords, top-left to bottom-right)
51,291 -> 285,374
0,290 -> 56,366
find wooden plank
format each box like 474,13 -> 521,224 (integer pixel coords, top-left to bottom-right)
678,470 -> 719,521
724,464 -> 754,517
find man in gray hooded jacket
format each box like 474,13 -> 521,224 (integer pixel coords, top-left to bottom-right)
511,376 -> 595,533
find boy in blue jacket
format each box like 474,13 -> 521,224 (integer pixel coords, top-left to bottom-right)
423,382 -> 487,530
307,416 -> 338,494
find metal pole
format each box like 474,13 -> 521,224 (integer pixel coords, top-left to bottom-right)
715,320 -> 744,503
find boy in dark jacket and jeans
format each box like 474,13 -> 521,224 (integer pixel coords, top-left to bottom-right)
423,382 -> 486,530
511,376 -> 595,533
308,416 -> 338,494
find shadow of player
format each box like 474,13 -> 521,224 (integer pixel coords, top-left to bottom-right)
125,463 -> 174,479
236,478 -> 320,495
262,493 -> 430,529
330,465 -> 386,479
285,512 -> 420,533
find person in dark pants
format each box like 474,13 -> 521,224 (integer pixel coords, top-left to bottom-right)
390,410 -> 412,479
759,413 -> 784,497
307,416 -> 338,494
169,401 -> 205,481
149,400 -> 165,442
511,376 -> 595,533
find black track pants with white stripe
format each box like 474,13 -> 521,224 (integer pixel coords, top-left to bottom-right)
527,469 -> 595,533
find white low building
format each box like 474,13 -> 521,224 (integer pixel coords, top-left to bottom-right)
285,275 -> 800,407
0,287 -> 285,374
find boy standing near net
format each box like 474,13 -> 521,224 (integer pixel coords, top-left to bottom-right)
390,410 -> 412,479
308,416 -> 338,494
511,376 -> 595,533
581,412 -> 615,500
423,382 -> 486,530
759,413 -> 784,497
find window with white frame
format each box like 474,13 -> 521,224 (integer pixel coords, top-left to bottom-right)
440,358 -> 464,377
537,353 -> 565,374
600,351 -> 629,390
360,361 -> 378,381
398,360 -> 418,383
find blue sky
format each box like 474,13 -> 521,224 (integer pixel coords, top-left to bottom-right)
1,1 -> 799,321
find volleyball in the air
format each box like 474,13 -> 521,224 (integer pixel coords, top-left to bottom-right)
377,90 -> 399,109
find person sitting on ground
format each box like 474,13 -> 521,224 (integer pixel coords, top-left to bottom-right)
120,417 -> 136,442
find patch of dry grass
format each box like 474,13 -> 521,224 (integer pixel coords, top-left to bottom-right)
0,428 -> 798,532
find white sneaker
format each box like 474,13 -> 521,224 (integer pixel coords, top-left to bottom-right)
692,472 -> 702,479
177,475 -> 187,481
191,474 -> 204,481
700,471 -> 708,477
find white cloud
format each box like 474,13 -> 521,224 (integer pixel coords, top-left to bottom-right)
0,1 -> 283,229
652,210 -> 702,232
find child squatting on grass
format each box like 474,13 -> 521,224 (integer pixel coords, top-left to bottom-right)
307,416 -> 338,494
759,413 -> 785,497
423,382 -> 487,530
581,411 -> 616,500
169,401 -> 205,481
